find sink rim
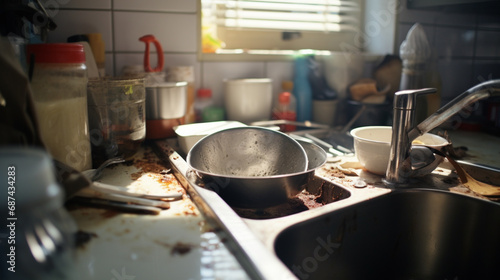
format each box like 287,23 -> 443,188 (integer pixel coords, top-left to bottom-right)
272,187 -> 500,280
266,186 -> 500,239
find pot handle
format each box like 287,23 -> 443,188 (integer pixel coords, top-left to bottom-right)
139,34 -> 164,72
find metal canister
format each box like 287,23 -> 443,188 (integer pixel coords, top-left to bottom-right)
145,82 -> 187,139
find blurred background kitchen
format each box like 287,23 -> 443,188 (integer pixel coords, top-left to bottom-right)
2,0 -> 500,132
1,2 -> 499,278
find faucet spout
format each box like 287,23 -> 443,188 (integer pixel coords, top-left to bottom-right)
385,79 -> 500,186
409,79 -> 500,141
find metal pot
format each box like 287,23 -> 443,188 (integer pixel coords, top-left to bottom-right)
145,82 -> 187,139
187,127 -> 326,208
146,82 -> 187,120
298,140 -> 328,171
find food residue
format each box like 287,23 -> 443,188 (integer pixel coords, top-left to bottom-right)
75,230 -> 98,248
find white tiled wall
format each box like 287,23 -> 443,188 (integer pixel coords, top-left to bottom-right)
113,0 -> 196,12
113,12 -> 197,53
47,0 -> 500,107
396,1 -> 500,104
47,0 -> 289,106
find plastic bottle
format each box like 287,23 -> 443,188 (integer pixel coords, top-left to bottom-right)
292,56 -> 313,122
195,88 -> 213,122
272,91 -> 297,132
272,84 -> 297,132
194,88 -> 224,122
86,33 -> 105,77
202,106 -> 225,122
26,43 -> 91,171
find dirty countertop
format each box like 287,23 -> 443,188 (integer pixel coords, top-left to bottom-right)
66,129 -> 500,279
67,146 -> 249,280
446,129 -> 500,169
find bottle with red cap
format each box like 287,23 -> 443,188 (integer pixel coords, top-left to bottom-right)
272,82 -> 297,132
26,43 -> 91,171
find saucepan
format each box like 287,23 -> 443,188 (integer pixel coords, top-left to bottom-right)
187,127 -> 327,208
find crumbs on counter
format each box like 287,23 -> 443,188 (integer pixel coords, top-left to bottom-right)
171,242 -> 194,256
130,158 -> 166,180
321,165 -> 346,178
126,148 -> 183,190
182,203 -> 198,216
153,240 -> 197,256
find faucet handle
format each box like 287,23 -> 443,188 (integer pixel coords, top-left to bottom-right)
394,88 -> 436,110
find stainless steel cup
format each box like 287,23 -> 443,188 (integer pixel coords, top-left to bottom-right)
145,82 -> 187,139
146,82 -> 187,120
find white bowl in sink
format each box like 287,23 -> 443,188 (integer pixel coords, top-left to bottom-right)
350,126 -> 449,175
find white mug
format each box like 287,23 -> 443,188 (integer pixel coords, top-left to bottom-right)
224,78 -> 273,123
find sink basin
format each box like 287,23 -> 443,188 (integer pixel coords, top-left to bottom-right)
275,189 -> 500,280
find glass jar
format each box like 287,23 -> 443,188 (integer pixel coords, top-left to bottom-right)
87,77 -> 146,167
26,43 -> 91,171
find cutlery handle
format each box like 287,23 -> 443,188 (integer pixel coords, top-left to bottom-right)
78,188 -> 171,209
91,181 -> 183,200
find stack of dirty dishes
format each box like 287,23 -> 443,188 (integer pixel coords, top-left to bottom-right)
187,127 -> 326,208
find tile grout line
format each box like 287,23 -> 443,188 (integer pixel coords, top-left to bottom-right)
111,0 -> 116,76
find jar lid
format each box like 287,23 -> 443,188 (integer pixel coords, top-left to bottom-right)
26,43 -> 86,64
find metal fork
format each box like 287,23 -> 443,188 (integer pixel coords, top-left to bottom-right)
81,157 -> 125,181
24,210 -> 77,279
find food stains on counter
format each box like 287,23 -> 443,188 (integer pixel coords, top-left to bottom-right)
67,145 -> 249,280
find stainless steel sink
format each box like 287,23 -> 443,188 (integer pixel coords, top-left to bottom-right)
163,141 -> 500,280
275,189 -> 500,280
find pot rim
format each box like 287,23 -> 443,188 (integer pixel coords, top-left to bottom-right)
187,126 -> 310,180
223,78 -> 272,84
146,81 -> 188,88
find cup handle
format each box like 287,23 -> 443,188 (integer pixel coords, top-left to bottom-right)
139,34 -> 164,72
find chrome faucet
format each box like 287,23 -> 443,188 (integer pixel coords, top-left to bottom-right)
385,79 -> 500,186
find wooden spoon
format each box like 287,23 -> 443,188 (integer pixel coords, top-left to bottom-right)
430,147 -> 500,196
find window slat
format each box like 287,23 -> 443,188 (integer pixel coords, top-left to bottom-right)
203,0 -> 360,32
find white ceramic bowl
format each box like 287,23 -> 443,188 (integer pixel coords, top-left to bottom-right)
224,78 -> 272,123
350,126 -> 449,175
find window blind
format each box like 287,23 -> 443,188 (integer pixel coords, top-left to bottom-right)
202,0 -> 361,33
